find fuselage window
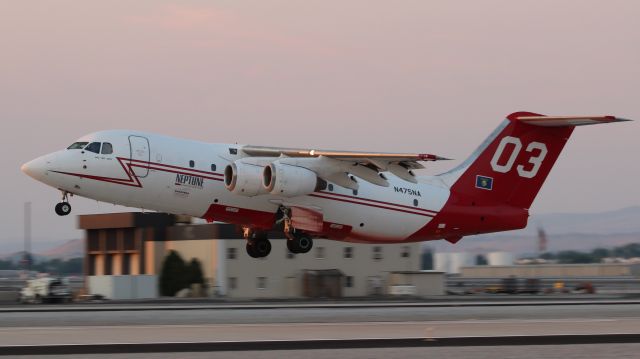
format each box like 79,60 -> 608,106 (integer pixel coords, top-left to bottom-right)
328,184 -> 334,192
189,160 -> 195,168
211,164 -> 216,172
85,142 -> 101,154
101,142 -> 113,155
67,142 -> 88,150
413,199 -> 418,207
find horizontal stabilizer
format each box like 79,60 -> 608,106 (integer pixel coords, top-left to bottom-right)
515,115 -> 631,127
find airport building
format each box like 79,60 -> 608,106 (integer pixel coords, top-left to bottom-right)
79,212 -> 444,299
460,263 -> 640,278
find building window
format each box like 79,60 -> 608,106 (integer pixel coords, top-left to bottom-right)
189,160 -> 195,168
373,246 -> 382,261
229,277 -> 237,290
257,276 -> 267,289
211,164 -> 217,172
401,246 -> 410,258
344,246 -> 353,259
316,246 -> 325,259
227,247 -> 237,259
344,276 -> 354,288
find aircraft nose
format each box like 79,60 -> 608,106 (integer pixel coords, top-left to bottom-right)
21,156 -> 48,181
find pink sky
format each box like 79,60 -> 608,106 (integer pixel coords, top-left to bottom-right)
0,1 -> 638,250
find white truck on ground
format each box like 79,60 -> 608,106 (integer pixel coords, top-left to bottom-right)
19,277 -> 73,303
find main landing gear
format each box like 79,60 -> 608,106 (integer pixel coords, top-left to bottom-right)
281,207 -> 313,254
243,227 -> 271,258
242,206 -> 315,258
55,192 -> 72,216
286,231 -> 313,254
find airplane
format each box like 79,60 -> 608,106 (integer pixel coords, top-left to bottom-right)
21,111 -> 629,258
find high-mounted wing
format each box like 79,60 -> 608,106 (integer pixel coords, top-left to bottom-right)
241,145 -> 450,188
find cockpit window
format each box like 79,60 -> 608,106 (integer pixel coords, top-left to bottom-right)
67,142 -> 88,150
101,142 -> 113,154
85,142 -> 101,154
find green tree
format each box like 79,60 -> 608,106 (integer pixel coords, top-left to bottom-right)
59,258 -> 83,274
0,259 -> 15,270
613,243 -> 640,258
539,252 -> 556,260
186,258 -> 205,286
556,250 -> 595,264
591,248 -> 610,261
159,250 -> 188,296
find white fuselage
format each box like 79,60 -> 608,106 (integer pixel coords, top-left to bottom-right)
23,130 -> 450,243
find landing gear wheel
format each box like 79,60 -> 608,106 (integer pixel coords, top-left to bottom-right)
286,239 -> 297,253
246,242 -> 260,258
287,234 -> 313,254
246,239 -> 271,258
296,235 -> 313,253
55,202 -> 71,216
254,239 -> 272,257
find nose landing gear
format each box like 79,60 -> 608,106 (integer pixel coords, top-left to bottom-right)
55,192 -> 72,216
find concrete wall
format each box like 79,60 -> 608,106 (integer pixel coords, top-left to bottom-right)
387,271 -> 445,296
460,264 -> 640,278
88,275 -> 158,299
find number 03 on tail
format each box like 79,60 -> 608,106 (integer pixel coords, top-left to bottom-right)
21,112 -> 630,258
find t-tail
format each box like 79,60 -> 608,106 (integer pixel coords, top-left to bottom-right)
420,112 -> 630,243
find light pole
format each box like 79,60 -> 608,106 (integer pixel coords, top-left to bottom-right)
23,201 -> 32,275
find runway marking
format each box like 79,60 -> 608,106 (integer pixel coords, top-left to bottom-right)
0,333 -> 637,346
0,318 -> 621,331
2,333 -> 640,355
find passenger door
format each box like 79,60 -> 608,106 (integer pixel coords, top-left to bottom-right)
129,135 -> 150,178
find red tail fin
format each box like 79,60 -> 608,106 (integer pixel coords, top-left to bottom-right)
440,112 -> 629,210
409,112 -> 628,242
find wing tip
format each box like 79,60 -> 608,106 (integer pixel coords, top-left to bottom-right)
418,154 -> 453,161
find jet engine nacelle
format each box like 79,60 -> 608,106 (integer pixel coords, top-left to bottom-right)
224,161 -> 269,197
263,162 -> 325,197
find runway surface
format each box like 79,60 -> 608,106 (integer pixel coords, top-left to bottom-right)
2,301 -> 640,356
8,344 -> 640,359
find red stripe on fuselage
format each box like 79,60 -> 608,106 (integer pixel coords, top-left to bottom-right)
309,193 -> 435,217
315,191 -> 439,215
52,157 -> 223,188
